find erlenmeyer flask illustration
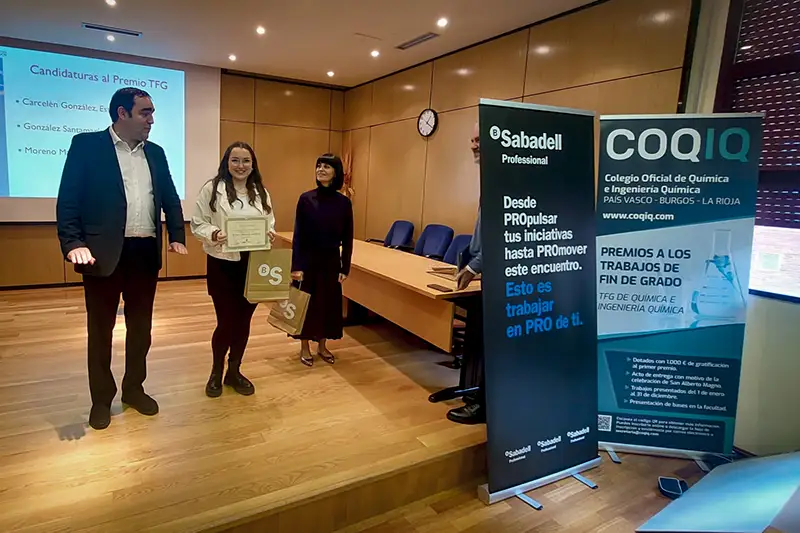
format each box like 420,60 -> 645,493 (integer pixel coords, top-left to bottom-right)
691,229 -> 746,321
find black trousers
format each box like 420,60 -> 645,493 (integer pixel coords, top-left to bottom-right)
206,254 -> 258,372
460,294 -> 485,405
83,237 -> 159,407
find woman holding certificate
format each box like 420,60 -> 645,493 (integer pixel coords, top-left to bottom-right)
191,141 -> 275,397
290,153 -> 353,366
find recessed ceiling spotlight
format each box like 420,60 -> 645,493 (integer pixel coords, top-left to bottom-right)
229,54 -> 237,61
651,10 -> 672,23
327,71 -> 335,77
371,50 -> 380,58
256,26 -> 266,35
105,0 -> 117,6
106,34 -> 116,42
437,17 -> 448,28
534,45 -> 551,55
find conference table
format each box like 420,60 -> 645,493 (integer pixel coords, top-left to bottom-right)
274,232 -> 481,353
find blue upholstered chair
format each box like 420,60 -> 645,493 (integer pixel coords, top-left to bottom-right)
413,224 -> 454,260
443,234 -> 472,266
366,220 -> 414,249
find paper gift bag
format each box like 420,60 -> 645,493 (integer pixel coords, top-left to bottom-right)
267,285 -> 310,335
244,249 -> 293,303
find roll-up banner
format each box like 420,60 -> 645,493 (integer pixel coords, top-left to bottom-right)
596,113 -> 763,457
477,99 -> 600,504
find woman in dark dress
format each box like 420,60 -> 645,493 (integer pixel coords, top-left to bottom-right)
290,153 -> 354,366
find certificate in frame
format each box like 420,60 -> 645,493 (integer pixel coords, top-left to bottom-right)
222,216 -> 269,252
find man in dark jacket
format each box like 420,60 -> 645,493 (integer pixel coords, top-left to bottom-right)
56,87 -> 187,430
448,122 -> 486,425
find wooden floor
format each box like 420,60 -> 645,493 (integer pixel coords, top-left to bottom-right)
0,279 -> 705,533
0,280 -> 484,532
335,454 -> 705,533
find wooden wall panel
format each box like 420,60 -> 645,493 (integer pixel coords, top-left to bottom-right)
0,226 -> 65,287
422,107 -> 480,236
594,69 -> 683,115
525,0 -> 691,95
220,75 -> 255,123
371,64 -> 433,125
431,30 -> 528,112
329,131 -> 343,157
344,129 -> 371,240
255,80 -> 331,129
331,91 -> 344,131
166,223 -> 206,277
344,84 -> 374,130
524,8 -> 604,95
219,120 -> 255,156
254,125 -> 330,232
598,0 -> 691,82
365,120 -> 426,241
523,69 -> 682,116
523,84 -> 600,111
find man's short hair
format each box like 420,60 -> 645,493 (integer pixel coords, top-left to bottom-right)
109,87 -> 151,122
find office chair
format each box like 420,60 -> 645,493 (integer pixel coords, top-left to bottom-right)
366,220 -> 414,249
443,234 -> 472,265
413,224 -> 454,260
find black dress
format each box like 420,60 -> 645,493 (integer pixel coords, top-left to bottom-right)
290,185 -> 354,341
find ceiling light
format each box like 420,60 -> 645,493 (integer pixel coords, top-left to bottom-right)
256,26 -> 266,35
371,50 -> 380,58
106,34 -> 115,42
327,71 -> 335,77
740,45 -> 753,50
651,10 -> 672,23
284,90 -> 293,96
229,54 -> 237,61
456,68 -> 471,77
534,45 -> 551,55
105,0 -> 117,6
402,84 -> 415,91
437,17 -> 448,28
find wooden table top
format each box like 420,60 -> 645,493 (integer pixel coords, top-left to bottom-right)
275,232 -> 481,300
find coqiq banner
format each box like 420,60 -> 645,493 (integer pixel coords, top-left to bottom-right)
596,113 -> 763,457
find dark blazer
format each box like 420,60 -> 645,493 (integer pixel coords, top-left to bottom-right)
56,128 -> 185,277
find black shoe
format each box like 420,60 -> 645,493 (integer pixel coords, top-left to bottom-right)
121,392 -> 159,416
224,369 -> 255,396
89,404 -> 111,430
206,371 -> 223,398
447,403 -> 485,425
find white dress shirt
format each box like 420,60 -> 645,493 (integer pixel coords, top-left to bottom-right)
191,179 -> 276,262
109,126 -> 156,238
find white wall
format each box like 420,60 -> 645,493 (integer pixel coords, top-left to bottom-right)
736,296 -> 800,455
686,0 -> 800,456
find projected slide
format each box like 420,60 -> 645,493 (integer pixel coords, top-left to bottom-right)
0,45 -> 185,198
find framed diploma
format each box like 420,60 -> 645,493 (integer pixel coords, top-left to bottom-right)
222,217 -> 269,252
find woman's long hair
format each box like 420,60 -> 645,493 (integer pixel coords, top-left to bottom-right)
209,141 -> 271,214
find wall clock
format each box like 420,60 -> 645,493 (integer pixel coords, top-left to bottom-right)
417,108 -> 438,137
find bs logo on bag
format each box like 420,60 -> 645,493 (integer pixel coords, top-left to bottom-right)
258,264 -> 284,285
278,300 -> 296,320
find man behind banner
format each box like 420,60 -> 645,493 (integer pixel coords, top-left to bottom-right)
448,121 -> 485,425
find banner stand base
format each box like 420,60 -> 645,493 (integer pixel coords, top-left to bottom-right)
694,459 -> 711,472
477,457 -> 602,507
603,445 -> 622,464
599,442 -> 725,465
